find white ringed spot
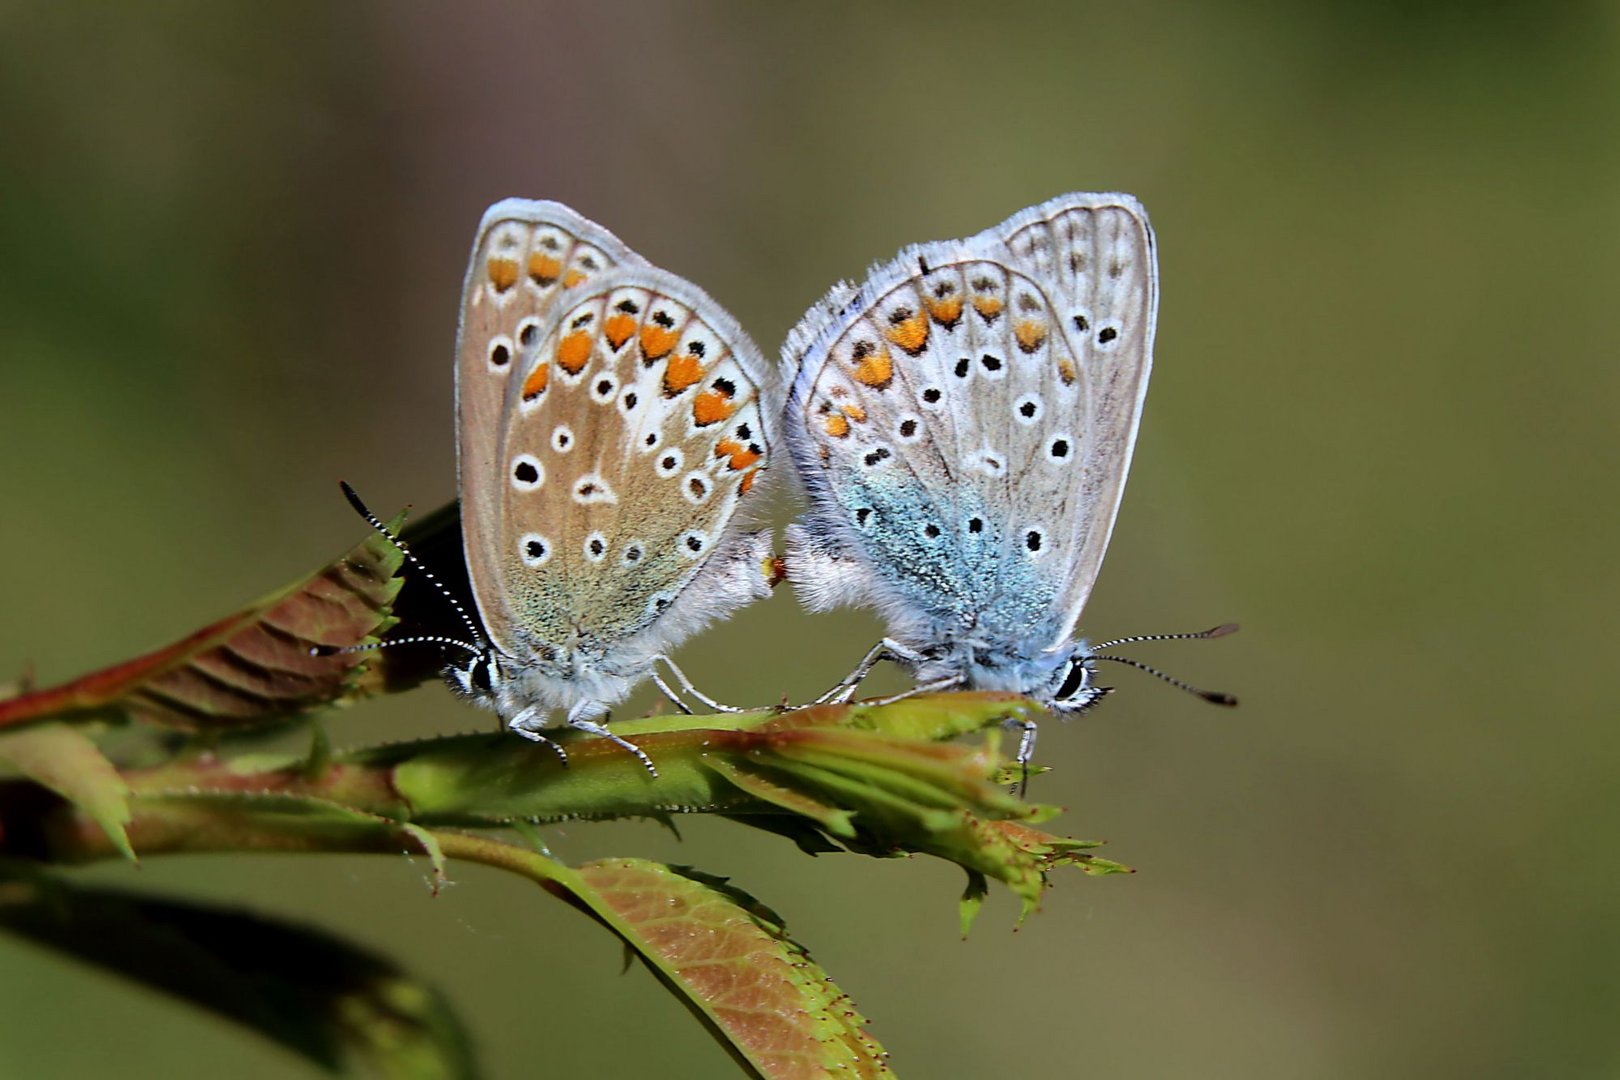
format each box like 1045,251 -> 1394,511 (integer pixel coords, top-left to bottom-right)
518,533 -> 553,567
510,453 -> 544,491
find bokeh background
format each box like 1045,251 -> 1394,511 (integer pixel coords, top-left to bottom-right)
2,3 -> 1617,1077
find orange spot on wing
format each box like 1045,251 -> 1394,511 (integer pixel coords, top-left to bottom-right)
526,253 -> 561,287
740,468 -> 761,495
488,257 -> 520,292
557,331 -> 593,375
563,268 -> 587,288
972,295 -> 1004,321
521,360 -> 550,399
824,413 -> 850,438
852,349 -> 893,390
840,404 -> 866,423
662,352 -> 704,395
925,296 -> 963,328
885,313 -> 930,356
692,388 -> 736,426
641,324 -> 679,364
1014,319 -> 1048,353
714,438 -> 761,470
1057,357 -> 1078,385
603,313 -> 636,350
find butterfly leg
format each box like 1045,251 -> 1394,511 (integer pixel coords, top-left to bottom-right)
813,638 -> 928,705
859,674 -> 963,707
506,707 -> 570,768
564,700 -> 659,778
652,655 -> 748,715
1006,716 -> 1039,797
648,667 -> 694,715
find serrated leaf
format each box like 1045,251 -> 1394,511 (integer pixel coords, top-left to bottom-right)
0,863 -> 477,1079
0,722 -> 133,860
571,859 -> 889,1080
0,517 -> 408,734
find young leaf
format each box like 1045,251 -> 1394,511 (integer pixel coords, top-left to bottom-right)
0,516 -> 408,734
0,722 -> 133,860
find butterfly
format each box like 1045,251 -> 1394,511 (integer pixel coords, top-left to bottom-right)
428,199 -> 778,772
781,192 -> 1232,765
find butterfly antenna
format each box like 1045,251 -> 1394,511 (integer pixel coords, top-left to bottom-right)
1090,654 -> 1238,707
319,480 -> 488,657
319,635 -> 482,658
1091,623 -> 1238,652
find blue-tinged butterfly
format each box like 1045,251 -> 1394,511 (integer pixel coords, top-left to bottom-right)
780,192 -> 1233,765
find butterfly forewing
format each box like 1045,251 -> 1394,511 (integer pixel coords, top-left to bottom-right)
492,266 -> 774,657
785,193 -> 1155,648
455,200 -> 644,655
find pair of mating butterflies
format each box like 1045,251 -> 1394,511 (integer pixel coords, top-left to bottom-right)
378,192 -> 1227,774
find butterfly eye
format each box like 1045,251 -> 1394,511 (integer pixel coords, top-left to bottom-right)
1055,660 -> 1091,702
470,653 -> 496,694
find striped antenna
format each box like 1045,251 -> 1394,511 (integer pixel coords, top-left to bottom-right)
1088,622 -> 1238,707
307,482 -> 488,661
1091,623 -> 1238,652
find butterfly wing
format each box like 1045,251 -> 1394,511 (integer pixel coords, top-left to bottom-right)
455,200 -> 645,655
482,264 -> 776,660
783,193 -> 1156,649
994,193 -> 1157,639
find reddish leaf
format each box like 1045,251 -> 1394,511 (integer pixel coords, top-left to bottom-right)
576,859 -> 890,1080
0,519 -> 407,733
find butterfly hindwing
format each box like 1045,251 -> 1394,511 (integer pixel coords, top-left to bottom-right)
784,193 -> 1156,648
492,265 -> 775,657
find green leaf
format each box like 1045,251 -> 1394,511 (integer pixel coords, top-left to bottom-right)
0,862 -> 478,1079
0,722 -> 133,860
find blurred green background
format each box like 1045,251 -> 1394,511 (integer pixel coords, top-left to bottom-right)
2,2 -> 1617,1077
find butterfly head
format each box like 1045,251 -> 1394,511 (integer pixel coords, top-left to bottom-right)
943,638 -> 1110,713
446,644 -> 504,701
1041,643 -> 1111,714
